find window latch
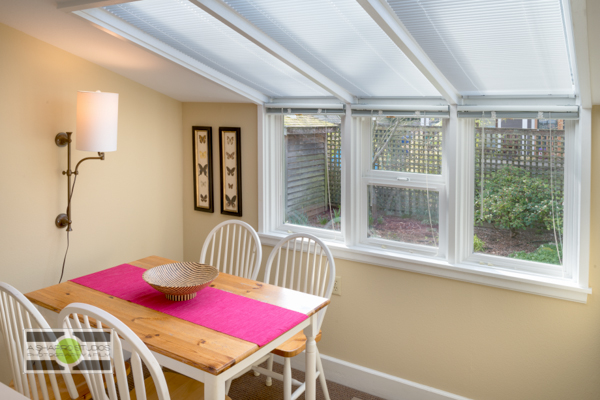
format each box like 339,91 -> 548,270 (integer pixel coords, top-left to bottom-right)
397,177 -> 410,181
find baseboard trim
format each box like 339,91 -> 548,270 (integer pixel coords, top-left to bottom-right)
273,353 -> 471,400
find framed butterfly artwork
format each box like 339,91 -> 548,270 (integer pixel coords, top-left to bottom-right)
219,127 -> 242,216
193,126 -> 214,213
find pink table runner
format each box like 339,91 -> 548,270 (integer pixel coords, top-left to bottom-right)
71,264 -> 307,346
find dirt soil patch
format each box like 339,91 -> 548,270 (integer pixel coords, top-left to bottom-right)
474,226 -> 557,257
304,212 -> 558,257
370,215 -> 439,246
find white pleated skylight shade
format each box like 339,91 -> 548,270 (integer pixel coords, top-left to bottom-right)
386,0 -> 574,96
103,0 -> 330,98
223,0 -> 440,98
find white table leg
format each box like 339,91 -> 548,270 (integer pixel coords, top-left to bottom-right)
205,376 -> 226,400
283,358 -> 292,400
303,314 -> 318,400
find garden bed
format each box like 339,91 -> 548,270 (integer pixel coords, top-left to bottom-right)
300,210 -> 560,260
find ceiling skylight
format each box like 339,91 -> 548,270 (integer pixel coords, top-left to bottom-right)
90,0 -> 578,103
222,0 -> 441,98
103,0 -> 331,98
385,0 -> 574,96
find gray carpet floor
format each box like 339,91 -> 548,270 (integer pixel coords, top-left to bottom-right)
228,361 -> 386,400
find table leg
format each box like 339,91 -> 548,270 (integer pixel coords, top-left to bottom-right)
205,376 -> 226,400
303,314 -> 318,400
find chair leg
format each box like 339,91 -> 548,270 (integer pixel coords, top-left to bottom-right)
316,349 -> 331,400
265,354 -> 274,387
283,357 -> 292,400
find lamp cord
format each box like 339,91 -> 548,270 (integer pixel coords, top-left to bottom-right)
58,174 -> 78,284
59,231 -> 70,284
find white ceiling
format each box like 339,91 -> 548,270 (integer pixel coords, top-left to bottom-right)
0,0 -> 599,105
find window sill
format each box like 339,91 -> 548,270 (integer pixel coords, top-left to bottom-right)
259,231 -> 592,303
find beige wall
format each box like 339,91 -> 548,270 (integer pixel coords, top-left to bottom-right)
182,103 -> 600,400
0,23 -> 184,382
182,103 -> 258,261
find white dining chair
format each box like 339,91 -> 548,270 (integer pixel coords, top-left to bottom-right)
58,303 -> 232,400
200,220 -> 262,280
0,282 -> 89,400
252,233 -> 335,400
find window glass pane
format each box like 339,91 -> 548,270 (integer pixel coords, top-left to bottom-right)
284,115 -> 341,231
371,117 -> 443,174
474,119 -> 564,265
368,186 -> 439,247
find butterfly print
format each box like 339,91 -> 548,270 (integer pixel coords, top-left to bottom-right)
199,151 -> 207,158
226,166 -> 235,176
200,194 -> 207,203
226,136 -> 234,145
225,194 -> 237,208
200,181 -> 207,187
228,183 -> 233,189
198,163 -> 209,176
198,135 -> 206,144
226,151 -> 235,159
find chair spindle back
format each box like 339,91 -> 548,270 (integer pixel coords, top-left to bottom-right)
263,233 -> 335,329
58,303 -> 170,400
0,282 -> 79,400
200,220 -> 262,280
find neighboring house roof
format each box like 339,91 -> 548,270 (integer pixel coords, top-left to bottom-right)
284,115 -> 337,127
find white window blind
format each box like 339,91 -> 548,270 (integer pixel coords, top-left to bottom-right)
222,0 -> 441,98
103,0 -> 330,98
386,0 -> 575,96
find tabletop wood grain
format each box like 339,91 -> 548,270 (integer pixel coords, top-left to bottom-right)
25,256 -> 329,376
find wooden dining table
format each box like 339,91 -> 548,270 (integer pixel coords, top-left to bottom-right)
25,255 -> 330,400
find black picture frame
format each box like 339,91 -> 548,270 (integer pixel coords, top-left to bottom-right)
193,126 -> 214,213
219,127 -> 242,217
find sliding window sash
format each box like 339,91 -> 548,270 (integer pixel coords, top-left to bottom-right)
358,116 -> 447,258
459,118 -> 579,279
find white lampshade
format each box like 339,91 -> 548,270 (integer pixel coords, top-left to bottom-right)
76,91 -> 119,152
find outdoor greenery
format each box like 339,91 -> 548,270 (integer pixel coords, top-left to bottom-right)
474,166 -> 563,238
473,234 -> 486,253
510,243 -> 562,265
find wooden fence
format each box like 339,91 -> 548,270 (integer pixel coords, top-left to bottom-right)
372,126 -> 443,174
474,127 -> 565,185
286,124 -> 565,221
369,126 -> 442,220
285,126 -> 339,218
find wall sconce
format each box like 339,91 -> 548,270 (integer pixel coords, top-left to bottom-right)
55,91 -> 119,231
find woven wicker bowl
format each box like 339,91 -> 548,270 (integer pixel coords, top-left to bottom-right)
142,262 -> 219,301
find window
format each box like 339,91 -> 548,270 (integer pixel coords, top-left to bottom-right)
283,114 -> 341,231
260,108 -> 590,302
470,118 -> 566,276
364,117 -> 443,253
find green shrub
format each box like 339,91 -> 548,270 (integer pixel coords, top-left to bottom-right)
509,243 -> 562,265
474,166 -> 563,237
473,234 -> 485,252
333,208 -> 341,220
318,215 -> 329,225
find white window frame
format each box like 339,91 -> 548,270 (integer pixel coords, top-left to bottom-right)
258,105 -> 592,303
357,116 -> 446,258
